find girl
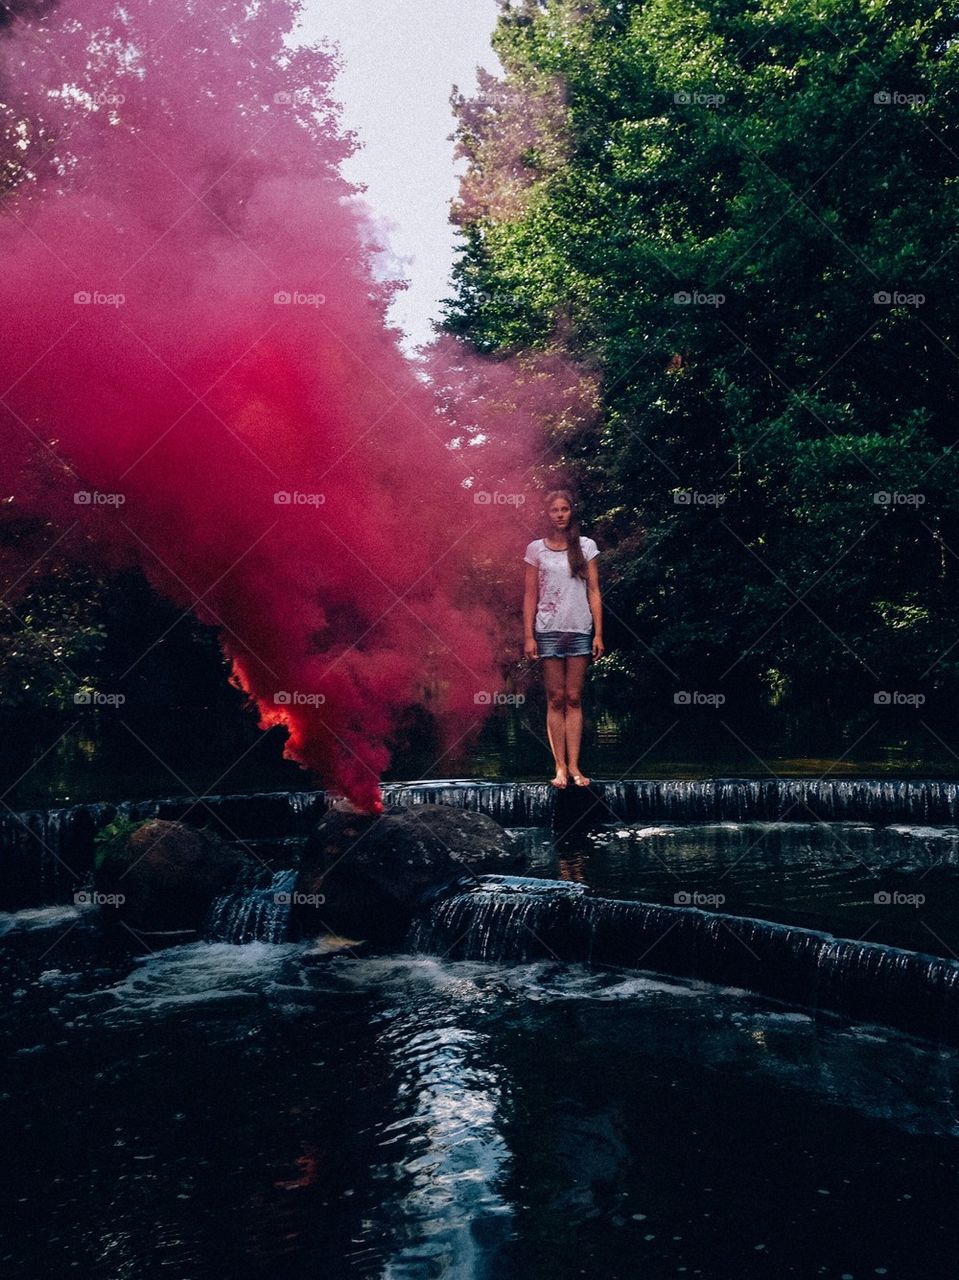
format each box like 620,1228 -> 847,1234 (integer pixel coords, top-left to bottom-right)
523,490 -> 604,788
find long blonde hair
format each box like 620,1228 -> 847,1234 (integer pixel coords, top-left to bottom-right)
543,489 -> 587,580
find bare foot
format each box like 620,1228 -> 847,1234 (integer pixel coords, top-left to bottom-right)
551,766 -> 568,788
569,771 -> 590,787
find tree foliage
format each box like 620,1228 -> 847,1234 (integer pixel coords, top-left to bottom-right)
444,0 -> 959,712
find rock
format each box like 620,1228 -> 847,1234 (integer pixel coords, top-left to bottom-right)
95,819 -> 250,934
396,804 -> 520,873
293,802 -> 481,943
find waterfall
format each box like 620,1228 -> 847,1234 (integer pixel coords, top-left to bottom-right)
8,778 -> 959,912
381,781 -> 557,824
407,877 -> 959,1047
587,778 -> 959,824
0,789 -> 329,910
385,778 -> 959,824
0,801 -> 113,910
205,868 -> 298,944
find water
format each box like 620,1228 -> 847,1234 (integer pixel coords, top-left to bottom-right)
9,777 -> 959,912
505,819 -> 959,958
4,700 -> 958,808
2,909 -> 959,1278
409,875 -> 959,1047
7,785 -> 959,1275
206,868 -> 299,944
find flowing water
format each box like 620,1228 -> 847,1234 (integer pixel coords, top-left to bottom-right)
206,868 -> 299,945
4,781 -> 959,1276
504,819 -> 959,958
3,909 -> 959,1279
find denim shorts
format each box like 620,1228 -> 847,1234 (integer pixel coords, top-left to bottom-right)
535,629 -> 593,659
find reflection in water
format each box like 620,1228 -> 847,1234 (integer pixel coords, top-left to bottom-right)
14,782 -> 959,915
556,853 -> 587,883
341,959 -> 514,1278
6,698 -> 959,808
506,820 -> 959,959
2,906 -> 959,1278
7,800 -> 959,1274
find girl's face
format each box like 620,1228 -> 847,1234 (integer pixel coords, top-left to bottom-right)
548,499 -> 572,528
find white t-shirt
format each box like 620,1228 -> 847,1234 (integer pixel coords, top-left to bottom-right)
523,537 -> 599,633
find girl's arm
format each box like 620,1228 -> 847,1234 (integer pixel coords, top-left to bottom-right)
524,563 -> 538,657
586,559 -> 604,657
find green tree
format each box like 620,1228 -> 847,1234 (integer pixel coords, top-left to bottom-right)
445,0 -> 959,720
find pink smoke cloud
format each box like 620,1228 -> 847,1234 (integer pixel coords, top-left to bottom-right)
0,0 -> 593,811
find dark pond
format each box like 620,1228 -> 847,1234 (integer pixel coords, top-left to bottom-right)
3,914 -> 959,1280
3,780 -> 959,1278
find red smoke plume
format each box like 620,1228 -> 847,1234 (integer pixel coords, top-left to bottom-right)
0,0 -> 592,811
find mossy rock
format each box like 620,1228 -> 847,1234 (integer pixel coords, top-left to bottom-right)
94,818 -> 251,934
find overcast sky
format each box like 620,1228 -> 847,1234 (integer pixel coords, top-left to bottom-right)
293,1 -> 503,348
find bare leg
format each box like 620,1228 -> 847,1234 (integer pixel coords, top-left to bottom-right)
564,654 -> 591,785
541,657 -> 568,787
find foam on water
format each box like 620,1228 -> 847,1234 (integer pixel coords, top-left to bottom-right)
70,940 -> 307,1022
0,904 -> 81,936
